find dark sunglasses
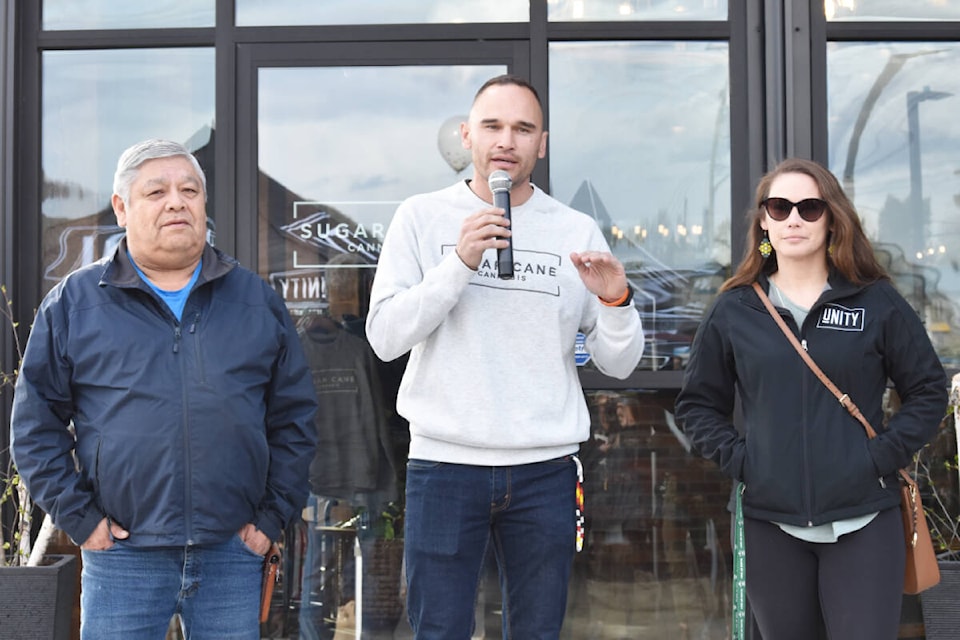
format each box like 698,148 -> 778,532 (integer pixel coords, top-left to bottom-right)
761,197 -> 827,222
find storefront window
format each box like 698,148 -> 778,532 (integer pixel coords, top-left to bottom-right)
550,41 -> 731,371
236,1 -> 528,26
825,0 -> 960,21
41,48 -> 215,294
827,42 -> 960,368
548,0 -> 727,21
571,389 -> 733,638
42,0 -> 214,30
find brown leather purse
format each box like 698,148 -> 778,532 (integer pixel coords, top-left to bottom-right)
260,543 -> 282,623
751,281 -> 940,594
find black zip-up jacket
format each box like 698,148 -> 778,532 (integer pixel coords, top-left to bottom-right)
11,240 -> 319,547
675,272 -> 947,527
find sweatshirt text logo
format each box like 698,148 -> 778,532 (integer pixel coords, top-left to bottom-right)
443,245 -> 562,295
313,369 -> 360,395
816,304 -> 865,332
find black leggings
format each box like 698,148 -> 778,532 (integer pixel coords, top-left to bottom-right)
743,506 -> 905,640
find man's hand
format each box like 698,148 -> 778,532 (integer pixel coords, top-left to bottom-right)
570,251 -> 629,302
81,517 -> 129,550
238,522 -> 272,556
455,207 -> 511,270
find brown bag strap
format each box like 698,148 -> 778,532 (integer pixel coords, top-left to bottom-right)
750,282 -> 915,489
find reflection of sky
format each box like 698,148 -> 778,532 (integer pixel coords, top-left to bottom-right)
548,0 -> 727,21
827,43 -> 960,295
827,0 -> 960,21
257,64 -> 502,229
236,0 -> 527,26
44,0 -> 738,28
549,42 -> 731,270
43,0 -> 214,29
42,48 -> 215,219
239,0 -> 728,24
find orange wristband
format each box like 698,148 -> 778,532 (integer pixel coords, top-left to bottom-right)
599,287 -> 631,307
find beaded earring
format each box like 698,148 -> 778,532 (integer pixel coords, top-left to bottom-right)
758,230 -> 773,258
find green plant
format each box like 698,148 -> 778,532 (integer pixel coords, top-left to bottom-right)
2,284 -> 27,565
378,502 -> 403,540
1,284 -> 56,567
1,460 -> 33,566
914,375 -> 960,557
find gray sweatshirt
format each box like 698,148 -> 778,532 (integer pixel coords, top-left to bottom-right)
366,181 -> 644,466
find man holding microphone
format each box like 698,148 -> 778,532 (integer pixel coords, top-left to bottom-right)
365,74 -> 644,639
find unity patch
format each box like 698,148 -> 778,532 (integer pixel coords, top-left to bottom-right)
816,304 -> 865,331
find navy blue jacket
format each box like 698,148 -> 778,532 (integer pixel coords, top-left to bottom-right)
11,240 -> 318,547
675,272 -> 947,527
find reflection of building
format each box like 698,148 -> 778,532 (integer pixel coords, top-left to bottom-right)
569,179 -> 728,370
570,178 -> 715,268
570,179 -> 615,245
875,241 -> 960,366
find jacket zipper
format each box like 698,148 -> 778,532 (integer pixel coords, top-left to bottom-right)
796,315 -> 814,526
178,320 -> 194,545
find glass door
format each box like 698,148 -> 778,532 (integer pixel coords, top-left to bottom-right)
236,41 -> 524,639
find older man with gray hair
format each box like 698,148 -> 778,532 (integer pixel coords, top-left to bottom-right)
12,138 -> 318,639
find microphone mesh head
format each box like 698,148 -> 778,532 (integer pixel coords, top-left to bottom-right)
488,170 -> 512,194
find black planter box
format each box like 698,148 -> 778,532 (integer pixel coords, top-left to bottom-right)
920,559 -> 960,640
0,554 -> 77,640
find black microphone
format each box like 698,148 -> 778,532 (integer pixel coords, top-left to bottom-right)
488,170 -> 513,280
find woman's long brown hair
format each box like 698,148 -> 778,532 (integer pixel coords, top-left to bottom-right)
721,158 -> 888,293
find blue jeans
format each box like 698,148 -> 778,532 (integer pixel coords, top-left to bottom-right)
404,456 -> 578,640
80,534 -> 263,640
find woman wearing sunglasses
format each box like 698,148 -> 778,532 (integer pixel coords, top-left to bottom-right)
675,158 -> 947,639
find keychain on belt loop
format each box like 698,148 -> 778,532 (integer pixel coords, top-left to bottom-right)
573,454 -> 585,553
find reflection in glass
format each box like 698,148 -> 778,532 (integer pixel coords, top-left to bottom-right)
236,0 -> 528,26
825,0 -> 960,21
548,0 -> 727,21
42,0 -> 214,30
41,48 -> 215,294
293,259 -> 408,638
256,64 -> 501,290
550,41 -> 731,371
827,42 -> 960,368
256,64 -> 503,637
570,390 -> 733,638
